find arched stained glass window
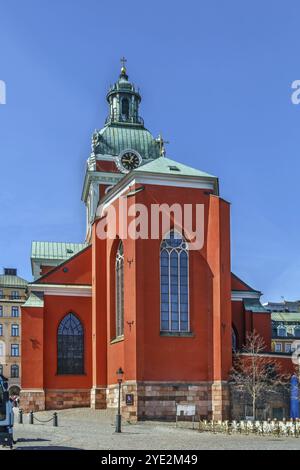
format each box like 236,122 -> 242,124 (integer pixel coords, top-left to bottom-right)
57,313 -> 84,375
116,241 -> 124,337
160,230 -> 189,332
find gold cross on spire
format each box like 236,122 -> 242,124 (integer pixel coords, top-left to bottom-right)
120,56 -> 127,71
156,133 -> 169,157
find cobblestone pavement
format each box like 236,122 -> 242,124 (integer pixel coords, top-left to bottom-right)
3,408 -> 300,450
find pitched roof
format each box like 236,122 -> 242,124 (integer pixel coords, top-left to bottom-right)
33,244 -> 92,285
135,157 -> 216,179
31,241 -> 87,260
272,312 -> 300,322
23,292 -> 44,308
231,272 -> 260,293
243,298 -> 269,313
0,274 -> 27,288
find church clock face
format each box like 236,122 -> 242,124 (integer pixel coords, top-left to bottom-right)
116,149 -> 142,173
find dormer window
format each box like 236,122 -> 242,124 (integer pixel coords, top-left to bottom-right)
277,325 -> 287,337
294,325 -> 300,338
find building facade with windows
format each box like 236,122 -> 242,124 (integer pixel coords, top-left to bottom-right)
0,268 -> 27,393
271,312 -> 300,353
21,65 -> 284,420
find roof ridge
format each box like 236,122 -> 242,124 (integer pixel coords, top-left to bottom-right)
134,156 -> 217,178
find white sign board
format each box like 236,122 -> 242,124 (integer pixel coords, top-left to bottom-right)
176,404 -> 196,416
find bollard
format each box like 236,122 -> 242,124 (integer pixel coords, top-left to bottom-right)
29,411 -> 34,424
18,409 -> 23,424
53,412 -> 58,427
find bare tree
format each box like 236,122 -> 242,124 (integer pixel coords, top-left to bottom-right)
230,330 -> 287,419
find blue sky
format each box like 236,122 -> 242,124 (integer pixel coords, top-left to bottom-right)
0,0 -> 299,301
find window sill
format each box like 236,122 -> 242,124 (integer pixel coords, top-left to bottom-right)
110,335 -> 124,344
160,331 -> 194,338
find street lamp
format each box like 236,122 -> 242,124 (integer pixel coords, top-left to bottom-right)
115,367 -> 124,433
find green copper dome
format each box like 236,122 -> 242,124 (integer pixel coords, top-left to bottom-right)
95,125 -> 160,159
92,65 -> 161,160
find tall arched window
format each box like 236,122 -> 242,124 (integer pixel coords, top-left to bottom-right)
57,313 -> 84,375
160,230 -> 189,332
121,97 -> 129,119
116,241 -> 124,337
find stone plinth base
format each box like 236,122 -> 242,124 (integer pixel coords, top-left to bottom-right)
20,382 -> 230,420
137,382 -> 211,422
45,389 -> 90,409
107,381 -> 230,422
90,387 -> 107,409
211,381 -> 230,421
20,389 -> 45,412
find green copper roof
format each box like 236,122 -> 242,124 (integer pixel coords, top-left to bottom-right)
94,125 -> 160,160
243,298 -> 269,313
272,312 -> 300,322
31,241 -> 87,260
23,292 -> 43,308
0,274 -> 27,288
135,157 -> 217,178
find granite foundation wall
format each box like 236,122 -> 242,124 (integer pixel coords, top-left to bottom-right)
211,381 -> 230,421
107,381 -> 230,422
20,389 -> 45,412
230,385 -> 289,420
90,387 -> 107,409
45,389 -> 90,410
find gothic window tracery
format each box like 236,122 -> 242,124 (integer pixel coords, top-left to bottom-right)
160,230 -> 189,332
57,313 -> 84,375
116,241 -> 124,337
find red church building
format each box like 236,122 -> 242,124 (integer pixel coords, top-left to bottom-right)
21,65 -> 283,421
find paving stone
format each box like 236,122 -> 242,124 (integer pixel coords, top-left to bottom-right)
10,408 -> 300,450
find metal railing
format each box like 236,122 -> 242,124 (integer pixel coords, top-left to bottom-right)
105,114 -> 144,126
0,295 -> 26,301
197,419 -> 300,437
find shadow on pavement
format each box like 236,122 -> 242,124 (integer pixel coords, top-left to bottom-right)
15,445 -> 82,450
16,438 -> 51,443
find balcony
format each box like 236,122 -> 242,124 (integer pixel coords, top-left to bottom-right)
0,295 -> 26,302
105,114 -> 144,126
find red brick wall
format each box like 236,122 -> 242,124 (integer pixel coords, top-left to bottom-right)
21,306 -> 44,389
43,295 -> 92,390
101,183 -> 232,386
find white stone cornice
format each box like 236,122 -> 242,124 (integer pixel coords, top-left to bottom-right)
30,284 -> 92,297
81,170 -> 123,203
231,290 -> 261,301
97,174 -> 217,216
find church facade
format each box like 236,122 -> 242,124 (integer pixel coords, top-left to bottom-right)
20,65 -> 279,421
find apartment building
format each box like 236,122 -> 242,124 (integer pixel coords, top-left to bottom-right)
0,268 -> 27,393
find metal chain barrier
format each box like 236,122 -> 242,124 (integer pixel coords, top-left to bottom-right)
19,410 -> 58,427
